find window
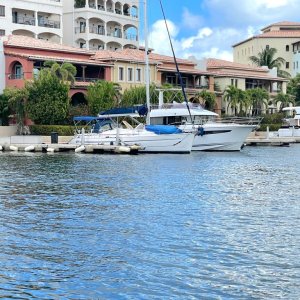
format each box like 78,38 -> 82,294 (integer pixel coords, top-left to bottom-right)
231,79 -> 234,86
0,29 -> 5,36
127,67 -> 133,82
266,45 -> 269,50
286,45 -> 289,52
286,62 -> 290,69
118,67 -> 124,81
136,68 -> 141,82
297,61 -> 299,69
0,6 -> 5,17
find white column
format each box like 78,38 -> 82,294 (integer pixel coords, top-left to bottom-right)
86,18 -> 90,49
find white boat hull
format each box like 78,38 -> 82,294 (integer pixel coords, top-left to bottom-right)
69,129 -> 194,153
180,124 -> 255,151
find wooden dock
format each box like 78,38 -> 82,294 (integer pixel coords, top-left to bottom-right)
245,137 -> 297,147
0,143 -> 141,154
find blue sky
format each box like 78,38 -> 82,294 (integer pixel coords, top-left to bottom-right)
138,0 -> 300,61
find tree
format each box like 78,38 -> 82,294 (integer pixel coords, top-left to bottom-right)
43,61 -> 77,85
249,47 -> 290,78
247,88 -> 269,116
121,85 -> 147,107
87,81 -> 121,115
274,92 -> 295,111
224,85 -> 243,115
196,90 -> 216,110
0,93 -> 9,126
25,68 -> 70,125
287,73 -> 300,104
3,87 -> 29,134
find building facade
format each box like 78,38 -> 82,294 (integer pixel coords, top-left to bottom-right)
0,0 -> 139,51
62,0 -> 139,50
0,0 -> 63,43
233,21 -> 300,77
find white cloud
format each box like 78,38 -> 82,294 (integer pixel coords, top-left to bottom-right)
181,8 -> 203,30
148,19 -> 237,61
147,0 -> 299,62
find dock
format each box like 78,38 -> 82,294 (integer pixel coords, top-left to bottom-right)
245,132 -> 299,147
0,136 -> 141,154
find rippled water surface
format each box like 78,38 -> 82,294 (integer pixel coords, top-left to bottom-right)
0,145 -> 299,299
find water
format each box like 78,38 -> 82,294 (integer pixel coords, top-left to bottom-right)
0,145 -> 299,299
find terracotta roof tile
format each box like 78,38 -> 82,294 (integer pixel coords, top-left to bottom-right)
259,30 -> 300,38
207,58 -> 267,72
4,35 -> 94,55
4,50 -> 113,66
93,48 -> 195,65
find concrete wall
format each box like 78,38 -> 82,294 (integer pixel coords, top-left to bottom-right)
0,126 -> 17,136
0,38 -> 5,94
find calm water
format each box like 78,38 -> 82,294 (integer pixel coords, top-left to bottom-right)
0,145 -> 299,300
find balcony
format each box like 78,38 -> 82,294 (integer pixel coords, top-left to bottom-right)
89,26 -> 105,36
38,18 -> 60,29
13,16 -> 35,26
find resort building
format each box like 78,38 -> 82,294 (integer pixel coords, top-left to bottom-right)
233,21 -> 300,77
0,0 -> 63,43
190,57 -> 288,114
62,0 -> 139,50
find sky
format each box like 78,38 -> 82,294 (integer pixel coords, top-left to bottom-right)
138,0 -> 300,61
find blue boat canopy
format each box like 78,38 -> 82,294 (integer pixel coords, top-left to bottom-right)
73,116 -> 99,122
99,105 -> 148,118
145,125 -> 182,134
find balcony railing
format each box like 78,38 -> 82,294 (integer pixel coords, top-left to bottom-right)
38,18 -> 60,29
75,27 -> 86,34
89,26 -> 105,35
125,33 -> 137,41
107,31 -> 122,38
75,77 -> 100,82
13,17 -> 35,26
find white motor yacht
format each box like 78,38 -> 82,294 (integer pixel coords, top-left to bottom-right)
278,106 -> 300,138
150,102 -> 260,151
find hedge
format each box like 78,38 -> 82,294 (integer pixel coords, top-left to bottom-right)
258,124 -> 282,131
29,125 -> 76,136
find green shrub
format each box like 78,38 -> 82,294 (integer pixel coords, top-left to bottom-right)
260,113 -> 284,124
29,125 -> 75,136
258,124 -> 282,131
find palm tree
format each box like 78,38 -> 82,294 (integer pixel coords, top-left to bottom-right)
274,92 -> 295,111
249,47 -> 290,78
43,61 -> 77,85
247,88 -> 269,116
196,90 -> 216,110
224,85 -> 243,115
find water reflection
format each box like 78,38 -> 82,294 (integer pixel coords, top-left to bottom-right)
0,146 -> 299,299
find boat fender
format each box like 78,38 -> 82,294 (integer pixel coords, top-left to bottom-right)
75,145 -> 85,153
0,145 -> 3,151
47,147 -> 55,153
9,145 -> 18,151
198,127 -> 205,136
115,146 -> 131,153
24,145 -> 35,152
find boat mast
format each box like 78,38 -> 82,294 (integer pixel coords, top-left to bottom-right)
144,0 -> 151,125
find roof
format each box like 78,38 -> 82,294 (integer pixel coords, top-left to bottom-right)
3,35 -> 94,55
206,58 -> 288,82
261,21 -> 300,31
4,50 -> 113,67
92,48 -> 195,66
207,58 -> 267,72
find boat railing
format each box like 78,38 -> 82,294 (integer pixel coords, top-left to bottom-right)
212,116 -> 263,126
151,103 -> 205,110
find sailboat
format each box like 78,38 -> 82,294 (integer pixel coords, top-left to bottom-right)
69,0 -> 195,153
